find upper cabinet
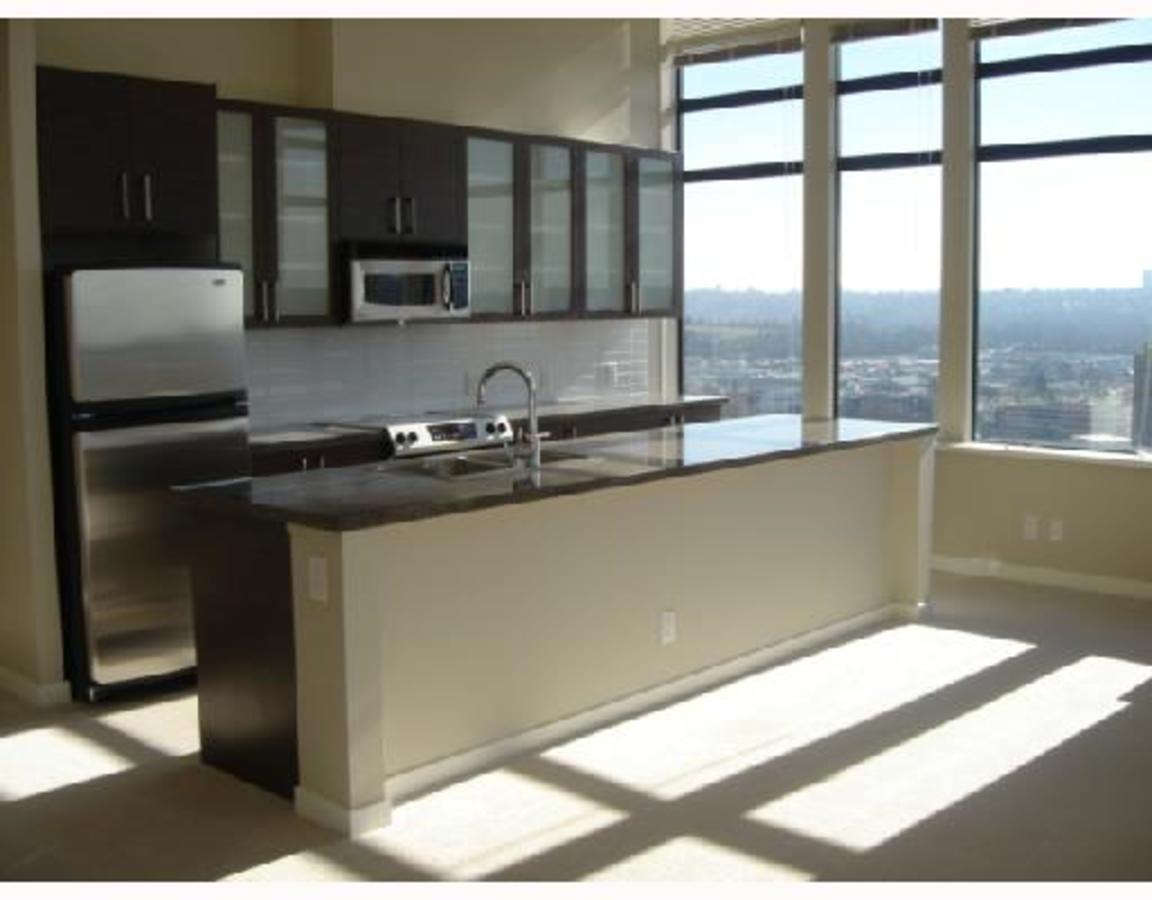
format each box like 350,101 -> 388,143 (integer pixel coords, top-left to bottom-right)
633,155 -> 679,315
466,137 -> 517,315
527,143 -> 575,316
584,149 -> 628,315
37,66 -> 680,326
467,137 -> 679,321
334,116 -> 465,248
217,105 -> 334,326
37,67 -> 217,237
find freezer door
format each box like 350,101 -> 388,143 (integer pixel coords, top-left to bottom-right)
66,268 -> 246,404
72,415 -> 250,686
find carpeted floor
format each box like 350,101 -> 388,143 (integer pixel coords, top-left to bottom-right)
2,571 -> 1151,882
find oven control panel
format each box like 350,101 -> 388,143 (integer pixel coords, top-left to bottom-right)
384,414 -> 514,457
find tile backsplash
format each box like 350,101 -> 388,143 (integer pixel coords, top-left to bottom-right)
245,319 -> 652,428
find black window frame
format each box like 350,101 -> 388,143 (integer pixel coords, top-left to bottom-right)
675,38 -> 807,405
972,19 -> 1152,452
834,23 -> 944,422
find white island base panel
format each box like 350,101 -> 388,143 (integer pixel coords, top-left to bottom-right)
286,434 -> 934,835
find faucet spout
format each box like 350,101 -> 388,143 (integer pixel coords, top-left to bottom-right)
475,361 -> 541,472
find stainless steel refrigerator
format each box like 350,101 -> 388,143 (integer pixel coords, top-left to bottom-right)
47,266 -> 251,700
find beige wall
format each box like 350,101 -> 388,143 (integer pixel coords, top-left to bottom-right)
934,448 -> 1152,586
34,19 -> 665,147
0,21 -> 63,693
35,19 -> 303,105
329,19 -> 662,146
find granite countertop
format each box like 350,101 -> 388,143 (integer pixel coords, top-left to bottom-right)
247,394 -> 728,448
181,415 -> 937,532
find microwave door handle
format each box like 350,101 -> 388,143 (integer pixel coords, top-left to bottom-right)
387,197 -> 401,234
441,264 -> 453,310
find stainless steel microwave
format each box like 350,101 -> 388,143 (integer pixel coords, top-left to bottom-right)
350,258 -> 470,322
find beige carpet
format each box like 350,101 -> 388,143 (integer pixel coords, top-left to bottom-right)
3,571 -> 1152,881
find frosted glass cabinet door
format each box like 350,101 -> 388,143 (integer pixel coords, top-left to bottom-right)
637,157 -> 676,313
216,111 -> 255,319
275,117 -> 330,319
585,150 -> 626,313
529,144 -> 572,314
467,137 -> 516,315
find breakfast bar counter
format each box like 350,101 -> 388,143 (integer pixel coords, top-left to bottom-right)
183,415 -> 937,836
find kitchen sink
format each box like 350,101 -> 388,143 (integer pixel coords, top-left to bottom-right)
420,454 -> 510,479
416,447 -> 596,480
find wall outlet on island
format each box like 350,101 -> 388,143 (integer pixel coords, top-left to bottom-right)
1023,514 -> 1039,541
660,609 -> 677,646
1049,519 -> 1064,542
308,555 -> 329,605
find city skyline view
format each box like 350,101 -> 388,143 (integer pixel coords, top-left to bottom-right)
680,19 -> 1152,452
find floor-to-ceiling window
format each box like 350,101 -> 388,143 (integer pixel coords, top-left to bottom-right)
678,42 -> 805,417
836,22 -> 942,423
974,19 -> 1152,452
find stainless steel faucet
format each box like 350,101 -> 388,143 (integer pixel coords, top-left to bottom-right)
476,361 -> 541,472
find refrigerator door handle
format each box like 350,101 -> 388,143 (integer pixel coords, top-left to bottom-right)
119,172 -> 131,220
142,173 -> 154,223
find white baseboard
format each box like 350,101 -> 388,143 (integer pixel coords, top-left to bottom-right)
386,602 -> 906,805
933,555 -> 1152,601
0,665 -> 71,707
294,786 -> 391,836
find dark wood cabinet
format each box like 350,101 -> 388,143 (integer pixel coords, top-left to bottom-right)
334,116 -> 465,248
250,437 -> 381,477
217,104 -> 335,326
37,67 -> 216,237
466,135 -> 680,322
466,136 -> 579,319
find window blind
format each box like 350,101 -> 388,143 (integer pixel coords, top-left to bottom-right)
665,19 -> 802,65
970,18 -> 1115,40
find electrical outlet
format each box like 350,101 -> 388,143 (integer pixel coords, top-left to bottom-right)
1023,514 -> 1039,541
308,555 -> 329,605
1049,519 -> 1064,542
660,609 -> 677,646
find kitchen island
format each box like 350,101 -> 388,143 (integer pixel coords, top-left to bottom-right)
182,414 -> 936,834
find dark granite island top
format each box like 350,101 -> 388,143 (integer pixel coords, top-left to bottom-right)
181,415 -> 937,532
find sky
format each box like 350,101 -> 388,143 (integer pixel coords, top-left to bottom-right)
683,19 -> 1152,294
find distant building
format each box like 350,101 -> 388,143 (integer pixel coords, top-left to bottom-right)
841,392 -> 933,423
1134,344 -> 1152,449
991,402 -> 1092,446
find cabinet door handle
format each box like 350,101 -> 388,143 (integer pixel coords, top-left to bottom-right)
402,197 -> 416,235
119,173 -> 131,220
515,281 -> 526,316
260,281 -> 271,322
301,456 -> 309,471
387,196 -> 400,234
523,280 -> 532,316
629,281 -> 639,314
142,174 -> 154,223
